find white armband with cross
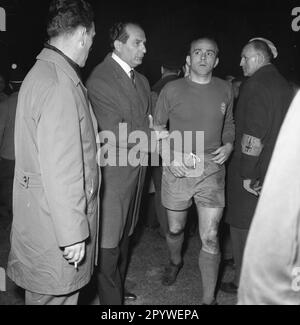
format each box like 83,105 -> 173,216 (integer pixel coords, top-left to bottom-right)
241,134 -> 263,157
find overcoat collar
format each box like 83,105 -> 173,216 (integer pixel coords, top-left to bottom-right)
37,48 -> 82,87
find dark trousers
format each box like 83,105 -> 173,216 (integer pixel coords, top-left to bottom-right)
0,158 -> 15,218
230,226 -> 249,286
96,206 -> 133,305
220,222 -> 233,260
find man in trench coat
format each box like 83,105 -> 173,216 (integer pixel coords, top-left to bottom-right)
7,0 -> 99,305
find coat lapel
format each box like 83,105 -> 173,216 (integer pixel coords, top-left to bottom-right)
106,56 -> 149,118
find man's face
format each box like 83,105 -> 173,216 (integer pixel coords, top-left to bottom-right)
80,23 -> 96,67
186,39 -> 219,78
240,44 -> 259,77
117,24 -> 146,68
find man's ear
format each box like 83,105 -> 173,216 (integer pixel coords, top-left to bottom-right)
214,57 -> 219,69
186,55 -> 191,66
257,53 -> 265,65
114,39 -> 122,52
76,26 -> 86,47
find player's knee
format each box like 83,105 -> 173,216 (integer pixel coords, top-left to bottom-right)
201,230 -> 219,254
167,228 -> 185,239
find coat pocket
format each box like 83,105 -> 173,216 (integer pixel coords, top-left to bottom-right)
15,168 -> 42,189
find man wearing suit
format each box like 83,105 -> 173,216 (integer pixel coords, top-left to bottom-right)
87,22 -> 165,305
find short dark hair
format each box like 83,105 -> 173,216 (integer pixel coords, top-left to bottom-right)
162,58 -> 181,73
109,22 -> 142,50
162,65 -> 181,74
189,37 -> 219,56
47,0 -> 94,38
248,40 -> 273,62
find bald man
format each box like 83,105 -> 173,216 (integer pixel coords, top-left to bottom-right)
220,39 -> 294,295
155,37 -> 234,305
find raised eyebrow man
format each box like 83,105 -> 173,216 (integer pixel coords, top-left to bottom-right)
154,37 -> 235,305
220,38 -> 294,295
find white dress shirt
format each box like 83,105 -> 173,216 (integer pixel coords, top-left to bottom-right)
112,52 -> 133,78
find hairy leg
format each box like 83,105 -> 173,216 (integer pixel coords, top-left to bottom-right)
165,209 -> 188,265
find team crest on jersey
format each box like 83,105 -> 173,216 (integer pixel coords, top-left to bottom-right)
220,102 -> 226,115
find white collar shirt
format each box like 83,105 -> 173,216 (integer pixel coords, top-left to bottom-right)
112,52 -> 133,78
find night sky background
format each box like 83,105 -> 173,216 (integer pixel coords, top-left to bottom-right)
1,0 -> 300,85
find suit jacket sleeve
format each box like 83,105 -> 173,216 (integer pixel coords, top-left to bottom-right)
37,83 -> 89,247
240,82 -> 268,180
153,86 -> 174,162
88,77 -> 136,150
138,76 -> 154,153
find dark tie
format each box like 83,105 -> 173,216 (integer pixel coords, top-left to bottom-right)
129,69 -> 136,88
